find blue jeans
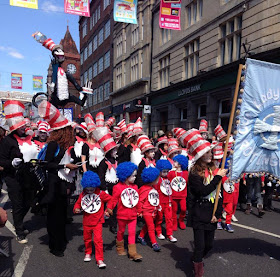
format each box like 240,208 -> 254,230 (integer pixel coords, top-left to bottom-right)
246,177 -> 263,206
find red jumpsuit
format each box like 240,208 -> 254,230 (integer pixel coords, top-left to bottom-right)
74,189 -> 111,261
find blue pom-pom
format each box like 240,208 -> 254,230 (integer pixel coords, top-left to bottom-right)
141,167 -> 160,184
81,171 -> 101,188
173,154 -> 189,170
117,162 -> 138,182
156,159 -> 172,172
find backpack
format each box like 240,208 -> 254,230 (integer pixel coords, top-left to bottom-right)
37,143 -> 60,161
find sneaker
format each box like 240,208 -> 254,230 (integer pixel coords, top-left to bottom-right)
231,214 -> 238,222
157,234 -> 165,240
167,235 -> 177,243
152,243 -> 161,252
84,254 -> 91,262
137,236 -> 147,246
97,260 -> 106,269
16,236 -> 28,244
222,211 -> 226,220
217,222 -> 223,230
224,224 -> 234,233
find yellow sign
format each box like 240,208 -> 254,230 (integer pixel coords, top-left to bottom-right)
10,0 -> 38,9
161,7 -> 171,16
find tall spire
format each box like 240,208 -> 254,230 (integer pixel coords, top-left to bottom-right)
60,25 -> 79,55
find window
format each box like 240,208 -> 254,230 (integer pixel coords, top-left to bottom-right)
104,51 -> 110,69
219,15 -> 242,66
80,50 -> 84,65
116,34 -> 123,58
93,89 -> 98,105
98,57 -> 104,73
84,46 -> 88,61
88,93 -> 93,107
104,0 -> 110,10
88,41 -> 92,56
93,35 -> 98,51
159,55 -> 170,88
94,10 -> 98,25
124,31 -> 126,53
161,28 -> 171,45
116,65 -> 122,89
180,108 -> 188,121
98,85 -> 103,102
84,70 -> 88,84
131,23 -> 139,46
98,28 -> 104,45
104,20 -> 110,39
90,15 -> 94,30
198,104 -> 207,118
93,62 -> 98,78
88,66 -> 92,80
184,38 -> 199,79
97,5 -> 101,20
186,0 -> 203,27
219,99 -> 231,132
80,74 -> 83,86
141,15 -> 144,40
131,53 -> 139,82
104,81 -> 110,100
82,20 -> 87,38
140,52 -> 143,78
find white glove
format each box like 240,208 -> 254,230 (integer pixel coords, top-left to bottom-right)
12,158 -> 22,167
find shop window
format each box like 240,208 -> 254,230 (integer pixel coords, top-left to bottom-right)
180,108 -> 187,121
198,104 -> 206,118
219,99 -> 231,132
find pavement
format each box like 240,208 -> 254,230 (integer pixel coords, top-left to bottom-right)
0,188 -> 280,277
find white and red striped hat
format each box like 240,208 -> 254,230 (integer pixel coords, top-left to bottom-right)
105,117 -> 115,128
38,100 -> 72,131
95,112 -> 104,127
31,122 -> 37,130
84,113 -> 96,134
227,136 -> 234,152
173,128 -> 187,141
127,123 -> 135,139
117,119 -> 127,134
4,100 -> 26,132
113,126 -> 122,141
38,121 -> 49,133
137,135 -> 156,154
92,127 -> 118,154
214,124 -> 227,141
212,142 -> 224,160
42,38 -> 56,51
133,117 -> 143,136
199,119 -> 208,133
185,129 -> 211,162
77,122 -> 88,134
167,138 -> 181,157
156,136 -> 168,147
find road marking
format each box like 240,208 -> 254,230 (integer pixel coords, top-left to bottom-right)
12,245 -> 33,277
231,222 -> 280,239
0,193 -> 9,206
5,220 -> 17,236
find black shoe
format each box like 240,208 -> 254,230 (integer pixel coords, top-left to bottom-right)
109,226 -> 117,234
50,249 -> 64,257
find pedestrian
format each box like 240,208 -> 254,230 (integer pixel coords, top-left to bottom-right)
107,162 -> 142,261
116,119 -> 130,164
154,136 -> 168,161
263,174 -> 276,211
167,138 -> 182,160
32,121 -> 49,152
74,171 -> 111,268
155,159 -> 177,242
137,167 -> 161,252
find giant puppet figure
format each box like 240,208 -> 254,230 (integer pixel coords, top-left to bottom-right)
32,31 -> 92,108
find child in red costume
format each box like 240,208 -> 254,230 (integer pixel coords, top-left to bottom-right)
155,159 -> 177,243
167,154 -> 189,231
74,171 -> 111,269
107,162 -> 142,261
137,167 -> 161,252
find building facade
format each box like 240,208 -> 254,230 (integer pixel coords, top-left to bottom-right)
149,0 -> 280,137
79,0 -> 114,119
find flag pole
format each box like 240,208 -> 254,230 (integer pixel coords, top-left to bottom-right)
212,63 -> 244,217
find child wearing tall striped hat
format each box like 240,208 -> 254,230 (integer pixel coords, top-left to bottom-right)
32,121 -> 49,152
154,136 -> 168,161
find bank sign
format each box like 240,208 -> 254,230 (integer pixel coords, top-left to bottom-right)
230,59 -> 280,181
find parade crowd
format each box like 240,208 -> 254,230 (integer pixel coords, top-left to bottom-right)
0,100 -> 279,277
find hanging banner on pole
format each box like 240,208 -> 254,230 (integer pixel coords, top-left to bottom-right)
10,0 -> 38,9
33,75 -> 43,91
11,73 -> 22,89
114,0 -> 138,24
230,58 -> 280,181
64,0 -> 90,17
159,0 -> 181,30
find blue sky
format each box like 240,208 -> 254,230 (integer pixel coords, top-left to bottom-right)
0,0 -> 80,94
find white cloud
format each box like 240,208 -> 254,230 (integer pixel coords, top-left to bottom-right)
0,46 -> 24,59
41,1 -> 64,13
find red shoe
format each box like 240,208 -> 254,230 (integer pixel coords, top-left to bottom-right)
179,220 -> 186,230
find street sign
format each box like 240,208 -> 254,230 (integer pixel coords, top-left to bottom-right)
144,105 -> 151,114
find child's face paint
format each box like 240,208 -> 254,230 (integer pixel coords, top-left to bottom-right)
84,187 -> 96,194
127,170 -> 137,184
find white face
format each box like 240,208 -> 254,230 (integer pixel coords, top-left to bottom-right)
161,169 -> 169,178
201,132 -> 208,140
54,48 -> 65,62
201,150 -> 212,164
127,170 -> 137,184
146,149 -> 155,159
173,161 -> 181,170
110,148 -> 118,159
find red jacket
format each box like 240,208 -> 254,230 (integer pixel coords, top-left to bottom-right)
137,185 -> 159,216
155,177 -> 172,205
222,176 -> 240,203
107,182 -> 139,220
167,170 -> 188,199
74,188 -> 111,227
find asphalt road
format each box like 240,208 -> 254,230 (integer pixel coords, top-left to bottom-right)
1,189 -> 280,277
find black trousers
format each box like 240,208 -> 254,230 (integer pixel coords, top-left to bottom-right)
4,176 -> 31,237
50,94 -> 86,108
193,228 -> 215,263
263,183 -> 276,208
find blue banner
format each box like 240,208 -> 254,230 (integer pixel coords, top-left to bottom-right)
113,0 -> 138,24
230,58 -> 280,180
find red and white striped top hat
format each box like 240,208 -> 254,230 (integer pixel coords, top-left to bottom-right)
31,122 -> 37,130
212,142 -> 224,160
173,128 -> 187,141
84,113 -> 96,134
42,38 -> 56,51
38,121 -> 49,133
185,129 -> 211,162
137,135 -> 156,154
117,119 -> 127,134
133,117 -> 143,136
4,100 -> 26,132
214,124 -> 227,141
167,138 -> 181,157
95,112 -> 105,127
92,127 -> 118,154
113,126 -> 122,141
77,122 -> 88,134
156,136 -> 168,147
105,117 -> 115,128
199,119 -> 208,133
38,100 -> 71,131
227,136 -> 234,152
127,123 -> 135,139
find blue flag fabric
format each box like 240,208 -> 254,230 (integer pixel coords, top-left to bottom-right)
230,58 -> 280,181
